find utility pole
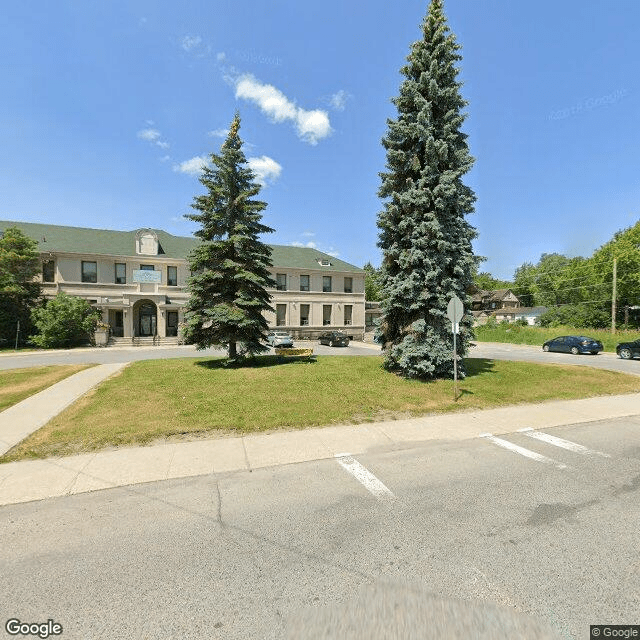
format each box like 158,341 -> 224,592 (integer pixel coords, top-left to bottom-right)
611,257 -> 617,334
14,319 -> 20,350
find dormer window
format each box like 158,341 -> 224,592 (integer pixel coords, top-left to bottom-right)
318,258 -> 331,267
135,229 -> 159,256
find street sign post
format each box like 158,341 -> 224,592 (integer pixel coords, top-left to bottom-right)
446,295 -> 464,401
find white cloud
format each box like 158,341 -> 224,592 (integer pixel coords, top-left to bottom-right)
329,89 -> 351,111
137,127 -> 170,149
216,52 -> 226,62
327,250 -> 340,257
295,109 -> 332,144
301,231 -> 315,237
247,155 -> 282,186
208,128 -> 229,138
173,155 -> 209,176
181,35 -> 202,52
137,128 -> 161,143
291,241 -> 318,249
234,74 -> 332,145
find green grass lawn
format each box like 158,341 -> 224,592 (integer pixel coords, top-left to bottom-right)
2,355 -> 639,462
475,324 -> 640,352
0,364 -> 95,412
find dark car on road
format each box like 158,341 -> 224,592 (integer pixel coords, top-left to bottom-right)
616,338 -> 640,360
318,331 -> 350,347
542,335 -> 603,355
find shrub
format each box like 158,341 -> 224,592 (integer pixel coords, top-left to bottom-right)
30,293 -> 101,348
538,305 -> 610,329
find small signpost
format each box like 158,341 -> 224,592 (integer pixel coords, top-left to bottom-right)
447,295 -> 464,401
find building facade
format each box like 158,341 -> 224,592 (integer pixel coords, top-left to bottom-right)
1,221 -> 366,342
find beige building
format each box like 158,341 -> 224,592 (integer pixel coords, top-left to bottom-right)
1,221 -> 365,343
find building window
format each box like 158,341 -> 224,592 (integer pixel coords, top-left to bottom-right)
276,304 -> 287,326
300,275 -> 310,292
42,260 -> 55,283
167,266 -> 178,287
344,277 -> 353,293
140,264 -> 155,271
323,305 -> 332,326
115,263 -> 126,284
276,273 -> 287,291
300,304 -> 310,326
344,305 -> 353,326
323,276 -> 332,292
81,261 -> 97,283
166,311 -> 179,337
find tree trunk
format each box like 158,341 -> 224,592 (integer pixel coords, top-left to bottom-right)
228,341 -> 237,359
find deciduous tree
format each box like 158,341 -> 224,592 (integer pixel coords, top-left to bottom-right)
0,226 -> 40,346
30,292 -> 100,348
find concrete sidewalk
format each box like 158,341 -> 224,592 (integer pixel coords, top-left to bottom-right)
0,362 -> 128,456
1,390 -> 639,507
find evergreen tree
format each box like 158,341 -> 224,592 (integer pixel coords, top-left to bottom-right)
183,113 -> 275,360
376,0 -> 478,379
0,226 -> 41,346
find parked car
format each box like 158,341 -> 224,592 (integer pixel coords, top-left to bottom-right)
542,335 -> 603,355
318,331 -> 350,347
616,338 -> 640,360
267,331 -> 294,348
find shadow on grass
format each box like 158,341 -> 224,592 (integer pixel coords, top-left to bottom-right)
464,358 -> 495,377
194,354 -> 317,370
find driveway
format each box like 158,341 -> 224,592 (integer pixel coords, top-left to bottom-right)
0,341 -> 381,370
2,341 -> 639,378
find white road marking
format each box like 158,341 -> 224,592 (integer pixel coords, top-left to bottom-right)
334,453 -> 395,500
479,433 -> 568,469
518,428 -> 611,457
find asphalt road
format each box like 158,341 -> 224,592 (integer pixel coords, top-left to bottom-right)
1,417 -> 639,639
2,340 -> 640,378
470,342 -> 640,376
0,341 -> 380,370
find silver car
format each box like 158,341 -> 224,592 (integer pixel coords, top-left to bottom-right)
267,331 -> 294,347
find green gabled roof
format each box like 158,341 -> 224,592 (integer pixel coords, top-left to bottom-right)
0,221 -> 364,273
268,244 -> 363,273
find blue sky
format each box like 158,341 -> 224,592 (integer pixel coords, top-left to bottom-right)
1,1 -> 638,280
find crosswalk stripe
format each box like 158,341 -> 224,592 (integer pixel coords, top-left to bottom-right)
334,453 -> 395,500
479,433 -> 568,469
518,428 -> 610,457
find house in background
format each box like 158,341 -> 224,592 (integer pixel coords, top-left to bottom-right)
472,288 -> 521,312
513,306 -> 548,325
471,288 -> 522,325
0,221 -> 365,343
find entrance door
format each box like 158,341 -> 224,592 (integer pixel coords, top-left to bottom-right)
138,302 -> 157,336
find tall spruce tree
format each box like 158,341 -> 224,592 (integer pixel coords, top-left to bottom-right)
376,0 -> 478,379
183,113 -> 275,360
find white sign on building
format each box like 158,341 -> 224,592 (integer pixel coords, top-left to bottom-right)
132,270 -> 162,283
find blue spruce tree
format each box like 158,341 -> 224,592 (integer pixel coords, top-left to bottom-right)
183,113 -> 275,360
377,0 -> 478,379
